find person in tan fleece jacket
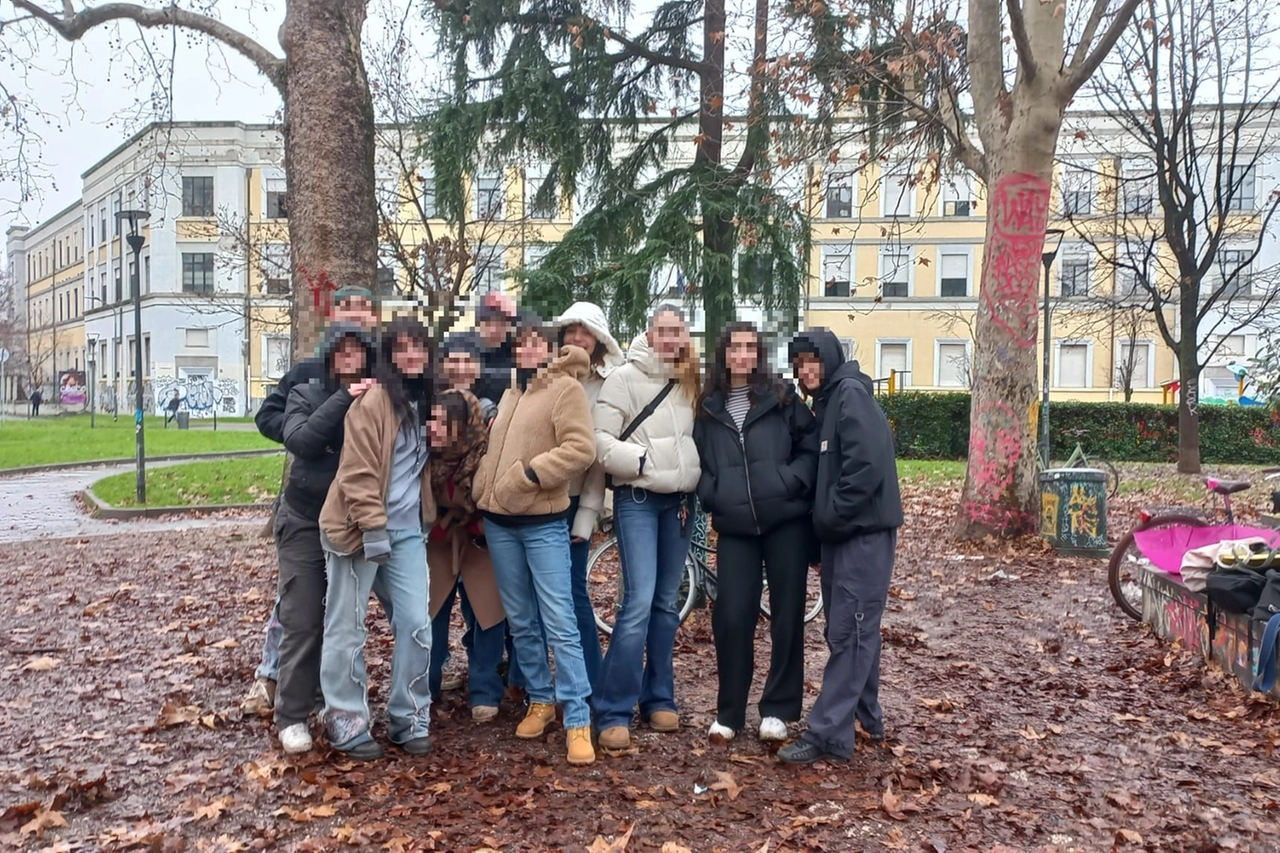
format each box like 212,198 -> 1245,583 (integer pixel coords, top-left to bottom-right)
472,312 -> 598,766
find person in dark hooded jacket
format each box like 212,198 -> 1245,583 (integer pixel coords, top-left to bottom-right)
273,323 -> 377,755
694,321 -> 818,744
778,327 -> 902,764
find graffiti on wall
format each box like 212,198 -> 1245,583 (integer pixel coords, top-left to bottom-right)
58,371 -> 87,407
152,375 -> 242,418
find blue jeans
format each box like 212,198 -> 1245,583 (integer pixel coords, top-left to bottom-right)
255,598 -> 282,682
485,518 -> 591,729
430,580 -> 507,708
567,496 -> 603,692
593,488 -> 692,731
320,529 -> 432,749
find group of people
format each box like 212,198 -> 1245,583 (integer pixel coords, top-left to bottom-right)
242,284 -> 902,767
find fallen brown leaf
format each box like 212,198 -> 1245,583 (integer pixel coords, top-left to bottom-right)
20,808 -> 67,838
660,844 -> 693,853
587,823 -> 635,853
710,770 -> 743,801
21,656 -> 61,672
883,785 -> 907,820
967,793 -> 999,808
1115,828 -> 1143,845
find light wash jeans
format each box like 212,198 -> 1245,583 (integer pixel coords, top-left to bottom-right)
485,518 -> 591,729
592,488 -> 692,731
320,529 -> 432,749
254,599 -> 282,682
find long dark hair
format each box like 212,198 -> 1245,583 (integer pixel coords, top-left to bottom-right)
376,316 -> 434,426
697,320 -> 789,417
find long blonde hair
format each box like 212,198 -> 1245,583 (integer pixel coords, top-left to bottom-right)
650,305 -> 701,406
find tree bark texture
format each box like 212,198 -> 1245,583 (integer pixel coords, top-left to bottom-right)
1176,319 -> 1202,474
696,0 -> 736,342
281,0 -> 379,360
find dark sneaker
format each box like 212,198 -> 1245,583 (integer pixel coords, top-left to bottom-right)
399,737 -> 433,756
335,740 -> 385,761
778,740 -> 840,764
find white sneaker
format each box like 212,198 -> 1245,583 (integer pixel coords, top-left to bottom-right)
758,717 -> 788,742
709,721 -> 736,741
472,705 -> 499,723
280,723 -> 313,755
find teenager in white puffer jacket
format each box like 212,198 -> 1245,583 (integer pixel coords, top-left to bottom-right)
591,305 -> 701,752
554,300 -> 625,692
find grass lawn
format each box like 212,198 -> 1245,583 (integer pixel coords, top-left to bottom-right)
91,454 -> 285,507
0,415 -> 275,470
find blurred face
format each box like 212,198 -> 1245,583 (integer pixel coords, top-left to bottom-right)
561,323 -> 599,355
333,296 -> 378,330
794,353 -> 823,393
726,331 -> 758,381
392,334 -> 429,377
443,351 -> 481,390
331,337 -> 367,377
515,331 -> 553,370
648,310 -> 689,364
479,318 -> 511,348
427,404 -> 455,449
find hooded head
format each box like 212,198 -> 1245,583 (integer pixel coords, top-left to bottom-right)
788,328 -> 868,396
555,301 -> 624,373
331,285 -> 379,330
320,323 -> 376,387
439,331 -> 484,393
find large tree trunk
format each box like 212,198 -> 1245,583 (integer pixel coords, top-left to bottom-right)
696,0 -> 735,341
281,0 -> 378,360
957,103 -> 1063,539
1176,346 -> 1202,474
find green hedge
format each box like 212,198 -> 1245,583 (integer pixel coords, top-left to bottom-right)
878,392 -> 1280,465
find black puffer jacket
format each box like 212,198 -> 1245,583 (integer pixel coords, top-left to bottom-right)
789,329 -> 902,542
693,382 -> 819,537
280,325 -> 376,520
255,357 -> 326,444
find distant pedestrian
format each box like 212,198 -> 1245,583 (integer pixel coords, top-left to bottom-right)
164,390 -> 181,428
777,328 -> 902,765
29,389 -> 42,418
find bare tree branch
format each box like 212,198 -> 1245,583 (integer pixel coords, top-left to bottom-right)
1006,0 -> 1039,83
1061,0 -> 1146,98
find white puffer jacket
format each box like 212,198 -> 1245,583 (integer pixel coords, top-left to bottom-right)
595,332 -> 701,495
555,301 -> 625,539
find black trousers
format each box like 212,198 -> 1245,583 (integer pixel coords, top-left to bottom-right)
712,516 -> 810,731
273,501 -> 327,730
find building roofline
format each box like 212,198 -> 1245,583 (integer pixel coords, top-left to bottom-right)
80,120 -> 282,180
11,199 -> 84,243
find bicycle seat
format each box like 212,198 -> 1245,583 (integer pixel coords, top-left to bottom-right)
1205,477 -> 1252,496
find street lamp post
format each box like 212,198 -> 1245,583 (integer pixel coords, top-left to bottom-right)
86,334 -> 98,429
1041,228 -> 1066,469
117,209 -> 150,504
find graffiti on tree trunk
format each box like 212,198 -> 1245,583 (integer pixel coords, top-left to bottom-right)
963,400 -> 1034,532
982,173 -> 1051,349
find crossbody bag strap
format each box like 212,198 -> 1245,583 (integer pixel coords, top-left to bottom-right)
619,379 -> 677,442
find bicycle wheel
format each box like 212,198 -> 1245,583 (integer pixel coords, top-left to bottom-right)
588,536 -> 700,635
1096,458 -> 1121,498
760,571 -> 824,624
1107,515 -> 1208,621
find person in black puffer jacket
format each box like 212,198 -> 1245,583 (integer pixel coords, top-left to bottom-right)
272,323 -> 377,754
694,321 -> 818,745
778,327 -> 902,766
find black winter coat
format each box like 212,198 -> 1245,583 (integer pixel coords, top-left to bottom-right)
255,357 -> 326,444
281,380 -> 355,520
693,384 -> 819,537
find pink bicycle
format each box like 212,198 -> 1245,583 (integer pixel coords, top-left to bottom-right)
1107,472 -> 1280,620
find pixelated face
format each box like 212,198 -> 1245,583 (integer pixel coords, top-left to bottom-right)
561,322 -> 598,354
478,318 -> 511,347
442,351 -> 481,390
333,296 -> 378,329
649,310 -> 689,364
726,330 -> 758,379
427,404 -> 454,448
514,330 -> 553,370
392,334 -> 429,377
331,336 -> 367,377
793,352 -> 823,393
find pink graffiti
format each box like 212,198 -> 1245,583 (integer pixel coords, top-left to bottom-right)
962,400 -> 1035,534
1159,597 -> 1208,656
981,173 -> 1050,349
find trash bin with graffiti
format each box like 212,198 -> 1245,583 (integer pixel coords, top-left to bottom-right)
1039,468 -> 1109,557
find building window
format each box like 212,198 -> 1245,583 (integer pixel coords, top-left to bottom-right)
880,171 -> 914,218
821,247 -> 851,297
472,245 -> 505,295
144,255 -> 151,294
111,193 -> 121,236
113,262 -> 122,302
523,243 -> 553,270
1060,255 -> 1091,298
1061,166 -> 1094,216
182,176 -> 215,217
939,252 -> 969,298
264,336 -> 291,380
877,341 -> 910,387
1057,342 -> 1090,388
1122,159 -> 1154,215
88,215 -> 95,247
825,172 -> 854,219
261,243 -> 291,295
416,172 -> 438,218
1216,248 -> 1254,297
936,341 -> 970,388
266,178 -> 289,219
880,247 -> 910,298
1116,340 -> 1151,390
376,171 -> 400,220
526,166 -> 559,219
475,172 -> 503,220
182,253 -> 216,295
1224,165 -> 1256,213
185,328 -> 210,349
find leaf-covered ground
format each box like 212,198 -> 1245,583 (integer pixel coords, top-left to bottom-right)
3,483 -> 1280,852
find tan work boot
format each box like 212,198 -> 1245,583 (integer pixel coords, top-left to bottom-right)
240,678 -> 276,717
516,702 -> 557,739
566,727 -> 596,765
648,711 -> 679,732
597,725 -> 631,751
